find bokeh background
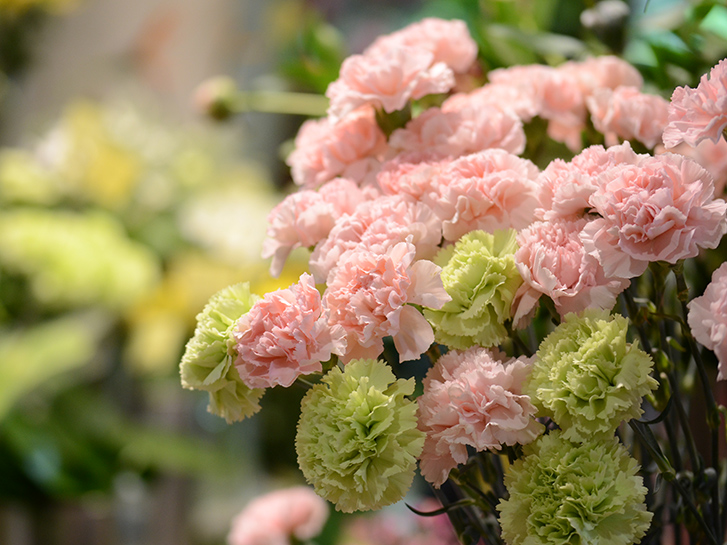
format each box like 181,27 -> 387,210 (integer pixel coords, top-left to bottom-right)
0,0 -> 725,544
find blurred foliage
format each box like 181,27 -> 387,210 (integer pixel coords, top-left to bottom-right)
0,98 -> 302,513
278,0 -> 727,97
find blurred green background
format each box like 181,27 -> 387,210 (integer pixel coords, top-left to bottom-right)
0,0 -> 725,544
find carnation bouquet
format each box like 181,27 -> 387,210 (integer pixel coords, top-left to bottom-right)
180,15 -> 727,545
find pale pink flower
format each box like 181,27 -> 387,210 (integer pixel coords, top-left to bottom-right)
489,64 -> 587,151
364,18 -> 478,74
658,138 -> 727,197
389,103 -> 525,157
227,486 -> 329,545
535,142 -> 644,221
565,55 -> 643,95
326,47 -> 455,122
376,151 -> 451,202
432,149 -> 540,241
309,194 -> 442,282
587,86 -> 670,148
323,241 -> 449,363
513,219 -> 629,326
688,262 -> 727,380
443,83 -> 540,121
286,107 -> 387,188
234,273 -> 346,389
583,153 -> 727,278
262,178 -> 367,277
417,347 -> 543,487
663,59 -> 727,148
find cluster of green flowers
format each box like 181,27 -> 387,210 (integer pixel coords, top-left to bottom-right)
497,310 -> 657,544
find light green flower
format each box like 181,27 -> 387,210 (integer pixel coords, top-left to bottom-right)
526,309 -> 656,442
180,282 -> 263,423
296,359 -> 424,513
424,229 -> 522,349
0,209 -> 159,310
498,431 -> 652,545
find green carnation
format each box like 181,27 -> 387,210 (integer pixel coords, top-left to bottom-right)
296,359 -> 424,513
424,229 -> 522,349
498,431 -> 652,545
526,309 -> 657,442
180,282 -> 263,423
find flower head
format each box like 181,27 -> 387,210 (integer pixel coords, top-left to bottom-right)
180,283 -> 264,423
584,153 -> 727,279
663,59 -> 727,149
688,262 -> 727,380
432,149 -> 540,241
227,486 -> 329,545
424,229 -> 523,349
326,47 -> 455,122
513,218 -> 628,324
364,18 -> 478,74
497,431 -> 652,545
234,273 -> 346,389
286,107 -> 387,188
526,310 -> 657,441
296,358 -> 425,512
418,347 -> 543,487
586,86 -> 669,148
324,241 -> 449,363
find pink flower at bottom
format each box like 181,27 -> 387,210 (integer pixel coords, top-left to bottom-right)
417,347 -> 543,487
663,58 -> 727,149
234,273 -> 346,389
688,262 -> 727,381
227,486 -> 329,545
323,241 -> 450,363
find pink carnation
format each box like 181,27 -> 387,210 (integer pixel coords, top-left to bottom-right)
323,241 -> 450,363
535,142 -> 645,221
234,273 -> 346,389
309,194 -> 442,282
326,47 -> 455,122
286,107 -> 387,188
432,149 -> 540,241
364,18 -> 478,74
443,83 -> 540,121
262,179 -> 367,277
587,86 -> 670,148
658,138 -> 727,197
389,103 -> 525,157
227,486 -> 329,545
417,347 -> 543,487
583,153 -> 727,279
565,55 -> 643,95
513,219 -> 629,326
688,262 -> 727,380
663,59 -> 727,149
376,151 -> 451,202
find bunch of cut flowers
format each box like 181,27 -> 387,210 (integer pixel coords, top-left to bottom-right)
181,16 -> 727,545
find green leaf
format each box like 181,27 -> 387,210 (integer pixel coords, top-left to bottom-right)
0,312 -> 111,421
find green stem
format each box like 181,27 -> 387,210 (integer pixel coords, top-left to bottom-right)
672,263 -> 722,541
233,91 -> 329,117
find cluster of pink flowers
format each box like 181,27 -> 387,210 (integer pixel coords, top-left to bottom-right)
184,15 -> 727,523
248,18 -> 727,481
